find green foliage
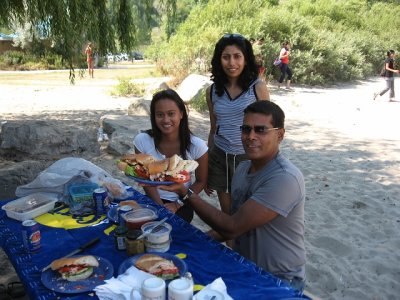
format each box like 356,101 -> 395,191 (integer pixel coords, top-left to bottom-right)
0,50 -> 68,70
111,77 -> 145,97
149,0 -> 400,86
189,87 -> 208,112
147,0 -> 270,79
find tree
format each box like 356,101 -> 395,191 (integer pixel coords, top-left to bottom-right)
0,0 -> 175,80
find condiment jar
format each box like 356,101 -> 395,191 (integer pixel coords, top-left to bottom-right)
126,229 -> 145,256
114,225 -> 127,250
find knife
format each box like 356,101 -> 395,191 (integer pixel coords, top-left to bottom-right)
42,237 -> 100,272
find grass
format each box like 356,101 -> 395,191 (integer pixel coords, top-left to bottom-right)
0,62 -> 160,86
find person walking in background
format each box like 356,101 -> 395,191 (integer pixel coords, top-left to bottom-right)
133,89 -> 208,223
252,38 -> 266,81
278,41 -> 293,89
374,50 -> 399,102
205,33 -> 270,226
85,42 -> 94,78
161,101 -> 306,291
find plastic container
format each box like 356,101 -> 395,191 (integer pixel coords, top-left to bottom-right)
194,289 -> 225,300
69,183 -> 99,205
142,221 -> 172,252
141,221 -> 172,244
123,208 -> 158,230
2,193 -> 58,222
68,183 -> 99,215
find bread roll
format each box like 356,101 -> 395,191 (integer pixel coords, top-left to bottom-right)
119,200 -> 141,209
168,154 -> 182,171
147,159 -> 169,175
50,255 -> 99,270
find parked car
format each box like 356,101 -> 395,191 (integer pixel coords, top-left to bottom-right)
116,53 -> 129,61
106,53 -> 115,62
129,51 -> 144,61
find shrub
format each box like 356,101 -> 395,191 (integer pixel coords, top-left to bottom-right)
189,87 -> 208,112
0,50 -> 68,70
111,77 -> 145,97
147,0 -> 400,86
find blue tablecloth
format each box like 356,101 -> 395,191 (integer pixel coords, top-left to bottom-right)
0,189 -> 309,299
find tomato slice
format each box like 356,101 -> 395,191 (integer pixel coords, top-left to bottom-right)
134,166 -> 149,179
166,170 -> 190,183
58,264 -> 85,273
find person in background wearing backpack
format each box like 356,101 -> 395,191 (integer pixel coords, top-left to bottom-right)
278,41 -> 293,90
374,50 -> 399,102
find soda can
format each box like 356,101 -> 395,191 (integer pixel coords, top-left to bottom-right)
118,205 -> 133,226
93,187 -> 108,216
22,220 -> 41,252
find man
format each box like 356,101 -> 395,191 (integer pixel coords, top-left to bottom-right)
162,101 -> 306,290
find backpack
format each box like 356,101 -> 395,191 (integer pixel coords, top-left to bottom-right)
273,57 -> 282,67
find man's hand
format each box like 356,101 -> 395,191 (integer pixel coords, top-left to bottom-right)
204,184 -> 215,196
164,201 -> 181,213
158,183 -> 187,197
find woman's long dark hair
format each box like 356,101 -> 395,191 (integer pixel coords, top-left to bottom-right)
146,89 -> 192,159
210,34 -> 259,96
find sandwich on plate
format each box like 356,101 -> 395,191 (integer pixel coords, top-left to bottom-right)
50,255 -> 99,281
118,153 -> 198,183
135,254 -> 179,280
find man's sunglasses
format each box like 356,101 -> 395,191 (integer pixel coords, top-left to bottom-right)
222,33 -> 245,40
240,125 -> 280,135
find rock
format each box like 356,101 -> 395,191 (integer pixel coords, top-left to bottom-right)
101,114 -> 151,134
107,131 -> 136,155
144,81 -> 169,99
101,114 -> 151,155
0,120 -> 101,198
0,160 -> 49,199
127,98 -> 151,116
0,120 -> 100,161
176,74 -> 212,102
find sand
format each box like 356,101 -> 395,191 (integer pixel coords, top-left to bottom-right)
0,73 -> 399,300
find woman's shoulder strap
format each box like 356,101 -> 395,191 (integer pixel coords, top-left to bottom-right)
208,83 -> 215,103
252,78 -> 264,101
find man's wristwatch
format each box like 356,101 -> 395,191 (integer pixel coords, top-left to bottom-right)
178,188 -> 194,205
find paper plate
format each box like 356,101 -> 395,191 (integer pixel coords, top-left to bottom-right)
127,175 -> 175,186
118,252 -> 187,279
41,256 -> 114,294
107,204 -> 158,224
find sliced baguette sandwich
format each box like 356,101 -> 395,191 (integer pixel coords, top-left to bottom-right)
50,255 -> 99,282
135,254 -> 179,280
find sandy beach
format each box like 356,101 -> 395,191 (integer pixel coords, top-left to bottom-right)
0,73 -> 399,299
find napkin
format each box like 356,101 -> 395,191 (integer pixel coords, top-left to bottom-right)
194,277 -> 234,300
94,266 -> 155,300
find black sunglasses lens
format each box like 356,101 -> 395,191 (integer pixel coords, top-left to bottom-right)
223,33 -> 245,40
240,125 -> 251,134
254,126 -> 267,133
241,126 -> 271,134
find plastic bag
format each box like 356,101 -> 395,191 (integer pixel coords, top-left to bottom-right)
15,157 -> 112,204
97,174 -> 133,200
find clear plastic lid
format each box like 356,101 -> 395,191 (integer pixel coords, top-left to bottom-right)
3,193 -> 57,214
123,208 -> 157,222
141,221 -> 172,235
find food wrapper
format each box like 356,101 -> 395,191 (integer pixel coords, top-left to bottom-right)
97,174 -> 132,199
